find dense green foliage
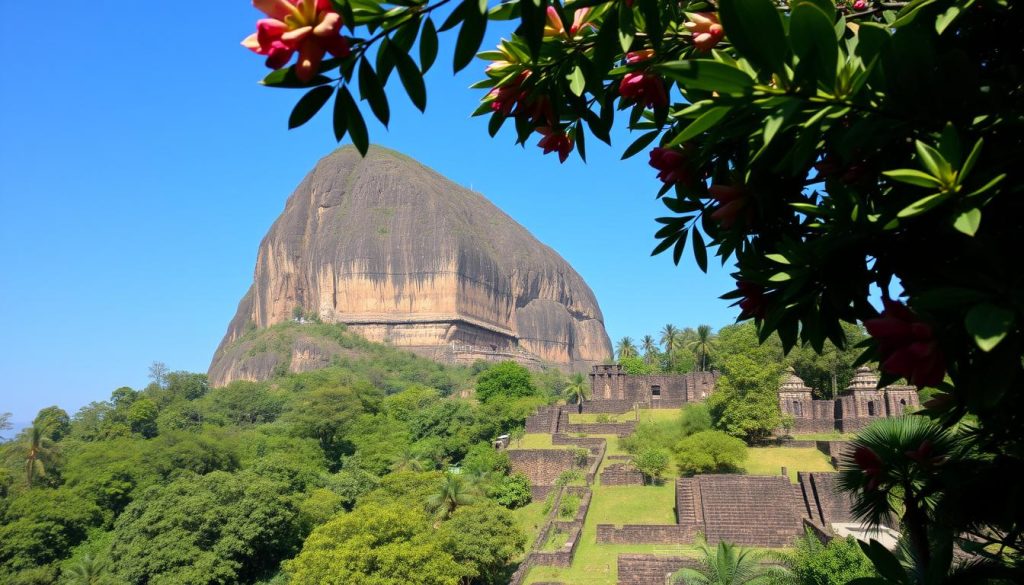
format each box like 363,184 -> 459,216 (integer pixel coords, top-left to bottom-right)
674,430 -> 748,476
787,532 -> 876,585
0,327 -> 552,583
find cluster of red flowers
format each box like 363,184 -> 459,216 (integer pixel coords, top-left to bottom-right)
865,299 -> 946,387
685,13 -> 725,52
648,147 -> 692,185
708,184 -> 751,229
736,281 -> 768,319
619,50 -> 668,109
242,0 -> 351,82
536,128 -> 573,163
486,72 -> 556,127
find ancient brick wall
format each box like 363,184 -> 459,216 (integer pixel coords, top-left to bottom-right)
884,387 -> 919,416
600,462 -> 644,486
838,417 -> 874,433
526,406 -> 560,433
567,421 -> 637,436
697,475 -> 804,548
581,399 -> 636,414
791,416 -> 839,434
815,440 -> 850,467
616,555 -> 701,585
509,450 -> 580,488
798,472 -> 856,526
596,524 -> 698,544
551,435 -> 607,450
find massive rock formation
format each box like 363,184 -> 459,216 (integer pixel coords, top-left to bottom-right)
209,146 -> 612,386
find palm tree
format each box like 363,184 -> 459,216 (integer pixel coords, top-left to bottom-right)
616,337 -> 638,360
24,424 -> 56,487
672,540 -> 789,584
564,372 -> 590,414
688,324 -> 717,372
641,335 -> 658,365
660,324 -> 679,370
426,473 -> 475,520
65,554 -> 110,585
391,448 -> 428,472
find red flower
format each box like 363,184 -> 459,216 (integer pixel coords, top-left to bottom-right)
852,0 -> 869,10
649,147 -> 691,185
242,0 -> 351,82
865,299 -> 946,388
853,446 -> 885,491
619,72 -> 669,109
736,281 -> 767,320
709,184 -> 751,229
537,128 -> 573,163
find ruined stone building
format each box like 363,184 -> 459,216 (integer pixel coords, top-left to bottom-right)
585,364 -> 718,413
779,366 -> 920,433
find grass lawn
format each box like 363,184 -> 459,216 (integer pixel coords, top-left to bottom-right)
588,483 -> 677,524
510,433 -> 567,450
637,408 -> 683,424
511,500 -> 549,553
525,480 -> 696,585
570,412 -> 636,423
743,447 -> 834,482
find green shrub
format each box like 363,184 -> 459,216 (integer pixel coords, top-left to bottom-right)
674,430 -> 748,476
789,532 -> 876,585
558,494 -> 581,519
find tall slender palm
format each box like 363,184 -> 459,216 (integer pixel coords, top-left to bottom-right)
24,424 -> 56,487
688,324 -> 717,372
640,335 -> 658,365
672,540 -> 789,584
616,337 -> 638,360
65,554 -> 110,585
660,324 -> 679,369
426,473 -> 475,520
564,372 -> 590,414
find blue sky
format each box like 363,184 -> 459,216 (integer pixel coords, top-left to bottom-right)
0,3 -> 735,427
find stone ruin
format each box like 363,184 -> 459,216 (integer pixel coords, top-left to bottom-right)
779,366 -> 920,433
585,364 -> 718,413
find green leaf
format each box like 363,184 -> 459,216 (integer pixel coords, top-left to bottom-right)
392,46 -> 427,111
621,130 -> 661,160
883,169 -> 943,188
337,87 -> 369,155
288,85 -> 335,129
953,208 -> 981,236
966,173 -> 1005,198
718,0 -> 789,78
765,254 -> 790,265
568,66 -> 586,97
769,272 -> 792,282
420,18 -> 439,73
790,2 -> 839,87
935,4 -> 961,34
666,107 -> 731,147
656,60 -> 755,95
332,88 -> 349,142
358,58 -> 390,127
454,0 -> 488,73
262,69 -> 332,89
858,539 -> 908,584
897,192 -> 950,218
692,229 -> 708,272
965,303 -> 1015,352
960,138 -> 982,181
915,140 -> 952,182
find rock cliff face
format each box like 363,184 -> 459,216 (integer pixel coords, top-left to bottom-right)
209,146 -> 612,387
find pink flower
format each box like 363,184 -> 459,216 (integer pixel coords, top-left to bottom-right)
537,128 -> 573,163
619,72 -> 668,109
684,13 -> 724,52
242,0 -> 351,82
864,299 -> 946,388
625,49 -> 656,64
852,0 -> 868,10
709,184 -> 752,229
487,72 -> 530,116
649,147 -> 691,185
544,6 -> 595,39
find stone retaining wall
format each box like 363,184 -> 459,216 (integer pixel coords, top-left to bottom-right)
616,555 -> 700,585
509,450 -> 580,489
581,399 -> 635,414
600,462 -> 644,486
815,440 -> 850,467
596,524 -> 698,544
566,421 -> 638,436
